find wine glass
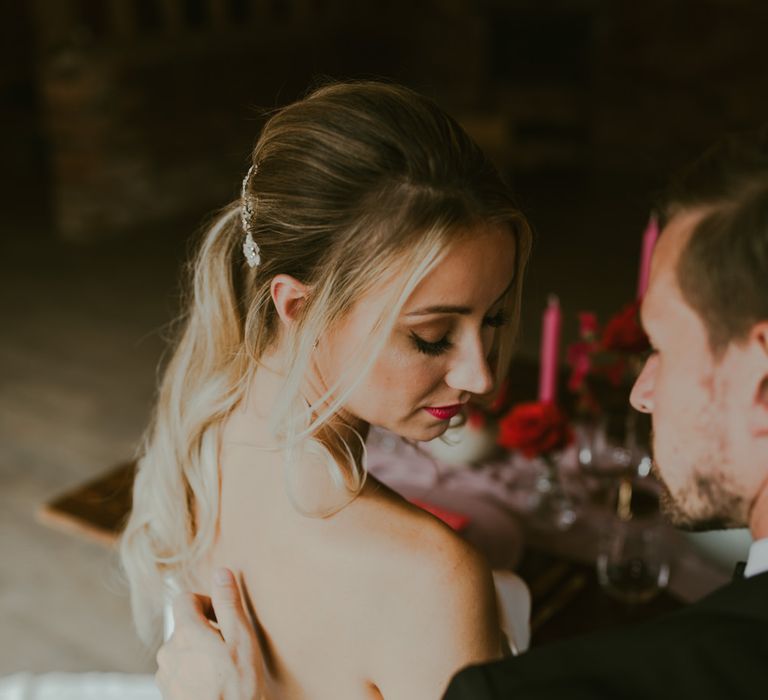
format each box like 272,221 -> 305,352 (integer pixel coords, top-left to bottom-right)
531,454 -> 580,531
575,416 -> 651,508
596,513 -> 670,604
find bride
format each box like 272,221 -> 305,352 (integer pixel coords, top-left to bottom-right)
120,80 -> 531,699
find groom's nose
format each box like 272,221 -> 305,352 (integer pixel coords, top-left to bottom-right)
630,354 -> 658,414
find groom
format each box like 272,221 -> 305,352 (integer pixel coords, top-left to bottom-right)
443,126 -> 768,699
156,126 -> 768,699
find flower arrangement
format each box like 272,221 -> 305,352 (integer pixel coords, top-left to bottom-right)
567,300 -> 650,420
454,299 -> 648,465
493,395 -> 576,529
497,400 -> 573,460
493,394 -> 577,529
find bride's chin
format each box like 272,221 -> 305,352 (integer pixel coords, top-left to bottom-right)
417,418 -> 452,441
381,410 -> 453,442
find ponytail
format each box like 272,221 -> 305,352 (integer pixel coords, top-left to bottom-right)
120,204 -> 251,646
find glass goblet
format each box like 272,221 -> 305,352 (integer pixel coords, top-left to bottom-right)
596,515 -> 670,604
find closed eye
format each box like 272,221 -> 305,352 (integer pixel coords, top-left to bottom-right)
410,310 -> 510,356
410,334 -> 452,356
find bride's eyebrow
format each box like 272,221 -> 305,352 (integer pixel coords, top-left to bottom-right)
404,278 -> 515,317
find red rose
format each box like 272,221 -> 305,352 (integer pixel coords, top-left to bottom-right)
600,301 -> 649,354
497,401 -> 573,458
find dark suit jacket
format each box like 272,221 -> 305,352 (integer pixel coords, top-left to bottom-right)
444,571 -> 768,700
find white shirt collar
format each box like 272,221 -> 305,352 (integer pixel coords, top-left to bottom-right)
744,537 -> 768,578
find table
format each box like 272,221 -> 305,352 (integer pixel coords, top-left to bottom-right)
365,426 -> 733,645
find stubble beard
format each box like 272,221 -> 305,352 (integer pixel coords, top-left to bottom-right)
651,410 -> 749,532
656,474 -> 746,531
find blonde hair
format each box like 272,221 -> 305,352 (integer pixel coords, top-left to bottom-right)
119,81 -> 531,646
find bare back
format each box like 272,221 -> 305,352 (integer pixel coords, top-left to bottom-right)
195,409 -> 503,699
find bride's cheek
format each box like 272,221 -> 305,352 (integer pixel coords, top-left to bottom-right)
380,347 -> 430,390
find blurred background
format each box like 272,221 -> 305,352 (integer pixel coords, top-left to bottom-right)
1,0 -> 767,674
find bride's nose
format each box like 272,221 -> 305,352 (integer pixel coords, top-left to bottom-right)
444,335 -> 494,396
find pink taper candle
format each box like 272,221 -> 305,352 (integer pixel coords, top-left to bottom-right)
636,213 -> 660,299
538,295 -> 562,403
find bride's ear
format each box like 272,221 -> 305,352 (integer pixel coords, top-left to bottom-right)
270,274 -> 311,326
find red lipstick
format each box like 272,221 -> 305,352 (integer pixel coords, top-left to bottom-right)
424,404 -> 463,421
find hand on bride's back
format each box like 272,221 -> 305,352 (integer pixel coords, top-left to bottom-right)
156,568 -> 263,700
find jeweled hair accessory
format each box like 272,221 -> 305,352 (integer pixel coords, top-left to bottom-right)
240,164 -> 261,269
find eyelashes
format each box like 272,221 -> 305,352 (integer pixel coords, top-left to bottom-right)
411,334 -> 452,357
410,310 -> 510,357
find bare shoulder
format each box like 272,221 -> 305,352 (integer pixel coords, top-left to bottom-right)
369,493 -> 497,629
343,479 -> 502,697
342,477 -> 489,581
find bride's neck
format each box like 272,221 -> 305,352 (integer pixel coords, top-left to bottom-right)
235,347 -> 370,469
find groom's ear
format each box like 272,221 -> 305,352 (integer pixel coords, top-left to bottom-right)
748,322 -> 768,436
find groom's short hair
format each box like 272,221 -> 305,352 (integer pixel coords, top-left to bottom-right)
661,124 -> 768,357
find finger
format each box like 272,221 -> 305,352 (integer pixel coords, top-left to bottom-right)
172,592 -> 216,631
198,595 -> 216,621
211,567 -> 250,646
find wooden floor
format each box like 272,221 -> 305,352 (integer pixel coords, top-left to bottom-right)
0,216 -> 196,673
0,171 -> 655,674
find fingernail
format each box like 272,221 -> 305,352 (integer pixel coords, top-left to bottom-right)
214,567 -> 231,586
